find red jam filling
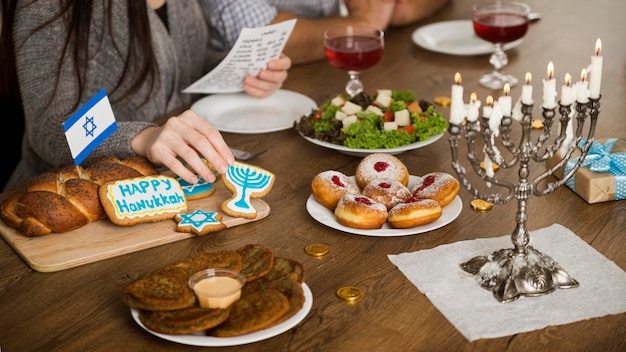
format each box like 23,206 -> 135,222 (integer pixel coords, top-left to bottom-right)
413,175 -> 435,192
406,197 -> 420,203
374,161 -> 389,172
378,182 -> 391,189
355,196 -> 373,205
331,175 -> 345,187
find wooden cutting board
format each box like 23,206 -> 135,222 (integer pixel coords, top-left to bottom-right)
0,177 -> 270,272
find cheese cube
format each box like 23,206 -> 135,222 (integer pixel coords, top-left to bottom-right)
341,101 -> 362,115
394,109 -> 411,126
342,115 -> 358,129
374,94 -> 392,108
335,110 -> 347,121
383,121 -> 398,131
365,105 -> 384,116
376,89 -> 392,97
331,95 -> 346,106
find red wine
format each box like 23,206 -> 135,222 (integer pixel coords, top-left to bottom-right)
473,13 -> 529,43
324,35 -> 383,71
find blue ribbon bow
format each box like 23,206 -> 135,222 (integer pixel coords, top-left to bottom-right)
564,138 -> 626,200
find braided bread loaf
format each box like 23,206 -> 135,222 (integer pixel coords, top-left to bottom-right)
0,156 -> 158,237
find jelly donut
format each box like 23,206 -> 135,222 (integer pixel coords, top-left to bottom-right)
361,178 -> 412,210
410,172 -> 460,207
311,170 -> 360,210
355,153 -> 409,189
388,198 -> 442,228
334,194 -> 388,229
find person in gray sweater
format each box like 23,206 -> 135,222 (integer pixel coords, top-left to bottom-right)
1,0 -> 291,191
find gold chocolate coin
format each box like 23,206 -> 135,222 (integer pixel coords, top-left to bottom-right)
336,286 -> 363,302
434,96 -> 451,107
305,244 -> 329,257
480,161 -> 500,171
471,199 -> 493,211
531,119 -> 544,129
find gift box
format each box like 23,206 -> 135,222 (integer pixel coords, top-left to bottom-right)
545,138 -> 626,204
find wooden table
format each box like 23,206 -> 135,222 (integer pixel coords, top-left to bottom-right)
1,0 -> 625,350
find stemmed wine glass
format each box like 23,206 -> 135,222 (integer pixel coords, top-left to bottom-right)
472,1 -> 530,89
324,25 -> 384,96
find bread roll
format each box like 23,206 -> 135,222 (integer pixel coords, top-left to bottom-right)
0,156 -> 158,236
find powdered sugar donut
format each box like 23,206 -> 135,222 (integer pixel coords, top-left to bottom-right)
334,194 -> 388,229
361,178 -> 412,210
355,153 -> 409,189
410,172 -> 460,207
388,197 -> 442,228
311,170 -> 360,210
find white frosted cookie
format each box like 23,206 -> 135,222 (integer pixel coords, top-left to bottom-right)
221,162 -> 275,219
174,209 -> 226,236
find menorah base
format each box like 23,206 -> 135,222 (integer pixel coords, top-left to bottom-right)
461,246 -> 579,303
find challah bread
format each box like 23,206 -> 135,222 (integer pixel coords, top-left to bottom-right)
0,156 -> 158,237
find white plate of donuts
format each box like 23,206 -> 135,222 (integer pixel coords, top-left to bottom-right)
306,153 -> 463,237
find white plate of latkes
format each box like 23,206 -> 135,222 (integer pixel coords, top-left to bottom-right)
131,283 -> 313,347
306,176 -> 462,237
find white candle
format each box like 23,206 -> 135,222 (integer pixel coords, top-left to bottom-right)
512,98 -> 523,122
482,95 -> 493,134
449,72 -> 464,124
542,61 -> 557,109
521,72 -> 533,105
484,154 -> 494,179
576,68 -> 589,103
589,38 -> 603,99
467,92 -> 481,122
489,102 -> 503,137
560,73 -> 575,106
498,83 -> 512,117
559,108 -> 576,156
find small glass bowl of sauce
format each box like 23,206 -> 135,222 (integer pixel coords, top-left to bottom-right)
188,268 -> 245,309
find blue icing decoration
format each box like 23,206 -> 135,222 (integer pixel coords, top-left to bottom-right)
224,162 -> 274,214
176,176 -> 214,198
177,209 -> 221,231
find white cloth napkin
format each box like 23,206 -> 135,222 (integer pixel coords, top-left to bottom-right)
388,223 -> 626,341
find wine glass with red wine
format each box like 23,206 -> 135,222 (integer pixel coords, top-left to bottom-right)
473,1 -> 530,89
324,25 -> 384,96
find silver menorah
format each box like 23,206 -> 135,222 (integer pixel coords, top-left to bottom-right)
448,93 -> 600,303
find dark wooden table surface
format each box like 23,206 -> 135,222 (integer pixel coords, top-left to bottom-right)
1,0 -> 625,351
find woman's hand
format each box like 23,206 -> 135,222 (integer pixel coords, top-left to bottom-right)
131,110 -> 234,184
243,54 -> 292,98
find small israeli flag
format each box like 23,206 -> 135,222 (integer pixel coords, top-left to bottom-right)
63,88 -> 118,165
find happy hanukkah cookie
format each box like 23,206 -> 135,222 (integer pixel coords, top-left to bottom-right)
174,209 -> 226,236
100,175 -> 187,226
221,162 -> 275,219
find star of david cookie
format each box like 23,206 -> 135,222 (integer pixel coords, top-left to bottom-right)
174,209 -> 226,236
221,162 -> 275,219
176,175 -> 216,201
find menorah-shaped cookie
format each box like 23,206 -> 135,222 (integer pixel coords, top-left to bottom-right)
221,162 -> 275,219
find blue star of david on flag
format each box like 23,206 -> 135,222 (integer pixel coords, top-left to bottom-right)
83,116 -> 97,137
63,88 -> 118,165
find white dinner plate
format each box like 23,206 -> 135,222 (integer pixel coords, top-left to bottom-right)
306,176 -> 462,237
412,20 -> 524,56
131,283 -> 312,347
191,89 -> 317,134
300,133 -> 444,157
